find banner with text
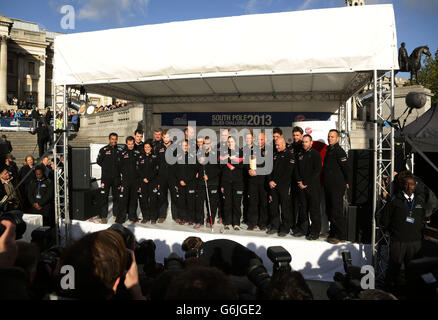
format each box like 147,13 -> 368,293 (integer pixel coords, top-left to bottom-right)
161,112 -> 332,127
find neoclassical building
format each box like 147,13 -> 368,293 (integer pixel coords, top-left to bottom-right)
0,14 -> 63,110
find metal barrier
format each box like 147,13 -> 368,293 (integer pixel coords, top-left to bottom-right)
0,118 -> 33,131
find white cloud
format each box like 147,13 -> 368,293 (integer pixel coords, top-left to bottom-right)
244,0 -> 274,14
298,0 -> 316,10
77,0 -> 151,25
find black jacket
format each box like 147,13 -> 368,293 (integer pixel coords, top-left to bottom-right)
27,177 -> 53,208
268,148 -> 295,187
381,192 -> 425,242
118,148 -> 141,185
157,142 -> 177,182
138,152 -> 159,185
96,144 -> 123,180
198,150 -> 221,187
294,148 -> 322,187
134,141 -> 145,152
220,148 -> 244,184
322,143 -> 350,187
152,139 -> 164,156
176,152 -> 198,186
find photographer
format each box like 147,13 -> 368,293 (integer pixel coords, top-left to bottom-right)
0,220 -> 30,300
56,230 -> 145,300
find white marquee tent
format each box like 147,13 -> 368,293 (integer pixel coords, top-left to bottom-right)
54,4 -> 398,112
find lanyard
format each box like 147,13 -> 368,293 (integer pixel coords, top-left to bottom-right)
405,198 -> 415,215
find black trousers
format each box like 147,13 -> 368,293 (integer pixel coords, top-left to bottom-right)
324,183 -> 347,239
386,240 -> 422,286
117,180 -> 139,222
139,181 -> 160,221
99,177 -> 119,219
158,177 -> 178,220
268,183 -> 292,233
296,185 -> 321,236
196,183 -> 219,224
290,184 -> 300,229
31,205 -> 53,227
247,182 -> 268,228
176,184 -> 196,223
38,139 -> 47,158
242,177 -> 249,223
221,180 -> 244,226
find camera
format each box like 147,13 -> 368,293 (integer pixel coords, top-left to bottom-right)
327,250 -> 363,300
267,246 -> 292,276
164,253 -> 185,271
0,210 -> 26,240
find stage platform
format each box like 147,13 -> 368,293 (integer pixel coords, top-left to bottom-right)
67,216 -> 372,282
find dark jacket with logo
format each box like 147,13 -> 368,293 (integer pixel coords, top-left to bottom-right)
294,148 -> 322,187
322,143 -> 350,187
244,145 -> 270,185
381,192 -> 425,242
220,148 -> 244,184
27,177 -> 53,213
268,148 -> 295,187
118,148 -> 141,186
97,144 -> 124,180
138,152 -> 159,185
198,150 -> 221,187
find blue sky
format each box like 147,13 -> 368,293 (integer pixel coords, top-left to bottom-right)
2,0 -> 437,78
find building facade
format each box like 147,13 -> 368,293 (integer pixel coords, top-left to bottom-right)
0,14 -> 63,110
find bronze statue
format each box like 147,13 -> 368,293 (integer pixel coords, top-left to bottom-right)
396,43 -> 432,86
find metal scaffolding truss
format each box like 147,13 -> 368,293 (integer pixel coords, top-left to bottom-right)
371,69 -> 395,283
53,84 -> 71,246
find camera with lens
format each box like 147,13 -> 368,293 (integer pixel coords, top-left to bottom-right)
267,246 -> 292,276
164,253 -> 185,271
327,250 -> 364,300
0,210 -> 26,240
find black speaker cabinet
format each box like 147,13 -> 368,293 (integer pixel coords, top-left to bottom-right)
71,189 -> 100,221
345,205 -> 358,243
348,149 -> 373,206
69,146 -> 91,190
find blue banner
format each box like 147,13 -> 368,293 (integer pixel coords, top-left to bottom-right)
161,112 -> 332,127
0,118 -> 32,128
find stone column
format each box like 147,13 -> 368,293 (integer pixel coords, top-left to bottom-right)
0,35 -> 9,107
17,52 -> 25,101
38,54 -> 46,109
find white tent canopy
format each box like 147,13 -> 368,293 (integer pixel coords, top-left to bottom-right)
54,4 -> 398,111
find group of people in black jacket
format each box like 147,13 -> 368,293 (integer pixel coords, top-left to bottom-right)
97,126 -> 351,244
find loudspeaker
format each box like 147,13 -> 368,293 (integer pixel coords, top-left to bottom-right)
345,205 -> 358,243
69,146 -> 91,190
71,189 -> 100,221
348,149 -> 373,205
347,150 -> 374,244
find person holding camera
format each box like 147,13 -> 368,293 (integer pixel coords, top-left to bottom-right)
382,173 -> 426,290
0,162 -> 21,211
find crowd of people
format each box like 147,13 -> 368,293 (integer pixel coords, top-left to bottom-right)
96,127 -> 351,244
92,101 -> 129,114
6,97 -> 36,109
1,218 -> 406,300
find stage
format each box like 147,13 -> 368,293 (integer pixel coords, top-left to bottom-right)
66,216 -> 372,282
